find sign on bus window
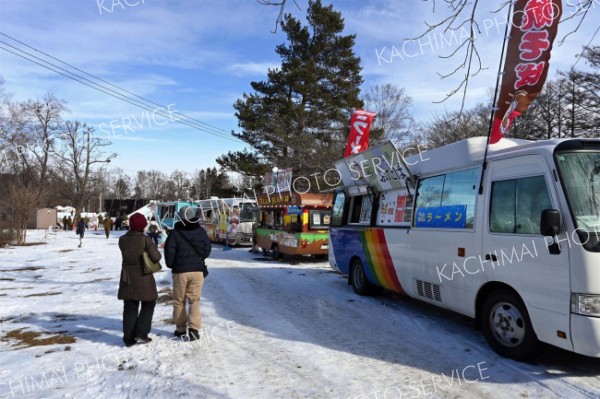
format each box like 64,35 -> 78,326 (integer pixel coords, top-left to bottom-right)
377,189 -> 413,226
415,204 -> 467,228
414,168 -> 479,229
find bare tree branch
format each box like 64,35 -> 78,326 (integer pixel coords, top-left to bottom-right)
408,0 -> 495,115
257,0 -> 302,33
416,0 -> 596,116
559,0 -> 595,46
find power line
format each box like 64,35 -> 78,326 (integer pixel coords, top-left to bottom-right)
0,32 -> 233,137
0,33 -> 246,145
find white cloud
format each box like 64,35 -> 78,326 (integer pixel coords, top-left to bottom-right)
228,62 -> 279,77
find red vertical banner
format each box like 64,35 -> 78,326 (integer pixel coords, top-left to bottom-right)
490,0 -> 562,144
343,109 -> 377,158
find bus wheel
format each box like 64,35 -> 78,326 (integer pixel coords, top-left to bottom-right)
481,289 -> 540,361
350,259 -> 373,296
272,245 -> 281,260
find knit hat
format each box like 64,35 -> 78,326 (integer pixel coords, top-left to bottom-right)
129,213 -> 148,232
178,206 -> 200,223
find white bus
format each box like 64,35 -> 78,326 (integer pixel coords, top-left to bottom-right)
329,137 -> 600,361
196,197 -> 259,246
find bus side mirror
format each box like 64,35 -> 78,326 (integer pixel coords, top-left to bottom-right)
540,209 -> 560,236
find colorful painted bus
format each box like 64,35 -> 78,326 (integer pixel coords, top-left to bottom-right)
156,198 -> 259,246
255,192 -> 332,259
155,201 -> 196,230
329,137 -> 600,361
196,197 -> 259,246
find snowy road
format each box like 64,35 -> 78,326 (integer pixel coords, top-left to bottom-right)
1,230 -> 600,398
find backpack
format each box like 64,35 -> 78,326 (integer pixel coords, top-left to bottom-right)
149,224 -> 158,233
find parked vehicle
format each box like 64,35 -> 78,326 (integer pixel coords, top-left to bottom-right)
196,197 -> 259,246
255,192 -> 332,259
329,137 -> 600,361
156,201 -> 196,230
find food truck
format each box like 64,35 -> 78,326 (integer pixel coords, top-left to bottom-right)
255,192 -> 333,259
196,197 -> 259,246
329,137 -> 600,361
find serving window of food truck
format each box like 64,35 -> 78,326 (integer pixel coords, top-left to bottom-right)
255,192 -> 332,259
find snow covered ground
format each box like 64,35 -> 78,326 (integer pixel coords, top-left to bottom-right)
1,229 -> 600,399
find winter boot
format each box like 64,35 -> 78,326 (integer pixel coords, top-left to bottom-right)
188,328 -> 200,341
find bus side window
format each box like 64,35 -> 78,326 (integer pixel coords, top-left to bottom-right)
349,195 -> 373,225
331,191 -> 347,227
350,196 -> 363,223
414,168 -> 479,229
489,175 -> 552,234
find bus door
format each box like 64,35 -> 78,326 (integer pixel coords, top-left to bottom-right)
482,155 -> 572,351
408,167 -> 482,315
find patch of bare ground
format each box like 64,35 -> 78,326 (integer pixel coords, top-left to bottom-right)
1,328 -> 76,348
0,286 -> 34,291
24,292 -> 61,297
81,267 -> 100,273
82,278 -> 112,283
58,249 -> 73,253
0,278 -> 15,281
0,266 -> 45,272
157,288 -> 173,304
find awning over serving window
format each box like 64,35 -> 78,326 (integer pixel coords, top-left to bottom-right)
333,140 -> 414,192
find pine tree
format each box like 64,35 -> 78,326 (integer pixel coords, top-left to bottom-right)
217,0 -> 363,180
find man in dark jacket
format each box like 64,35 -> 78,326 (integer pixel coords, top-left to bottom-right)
164,206 -> 211,341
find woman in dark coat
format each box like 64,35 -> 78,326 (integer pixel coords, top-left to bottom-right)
118,212 -> 161,347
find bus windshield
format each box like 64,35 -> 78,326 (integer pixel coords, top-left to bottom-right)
239,204 -> 259,223
557,151 -> 600,237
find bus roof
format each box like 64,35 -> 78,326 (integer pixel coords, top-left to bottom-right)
335,137 -> 600,191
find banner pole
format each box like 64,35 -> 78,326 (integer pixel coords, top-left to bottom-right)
478,0 -> 514,195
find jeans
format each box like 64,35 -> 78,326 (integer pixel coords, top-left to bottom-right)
123,300 -> 156,342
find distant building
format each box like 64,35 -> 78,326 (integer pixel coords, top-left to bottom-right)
104,199 -> 150,217
28,208 -> 58,229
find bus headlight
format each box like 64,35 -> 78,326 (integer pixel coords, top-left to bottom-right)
571,294 -> 600,317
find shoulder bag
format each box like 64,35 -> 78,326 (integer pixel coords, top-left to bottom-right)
141,236 -> 162,274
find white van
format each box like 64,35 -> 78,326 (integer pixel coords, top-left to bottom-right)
329,137 -> 600,361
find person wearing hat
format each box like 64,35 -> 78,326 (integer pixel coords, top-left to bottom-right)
117,212 -> 162,347
164,206 -> 211,341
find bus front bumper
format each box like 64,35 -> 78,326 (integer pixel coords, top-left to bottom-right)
571,313 -> 600,357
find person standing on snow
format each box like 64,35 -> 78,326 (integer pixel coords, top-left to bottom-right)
164,206 -> 211,341
147,217 -> 160,245
76,217 -> 86,248
117,213 -> 161,347
104,216 -> 114,239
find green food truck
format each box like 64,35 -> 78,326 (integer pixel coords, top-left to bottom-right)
255,192 -> 333,260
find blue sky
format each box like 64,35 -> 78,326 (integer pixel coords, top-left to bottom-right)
0,0 -> 597,176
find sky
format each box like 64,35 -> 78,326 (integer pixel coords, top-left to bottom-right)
0,0 -> 598,176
